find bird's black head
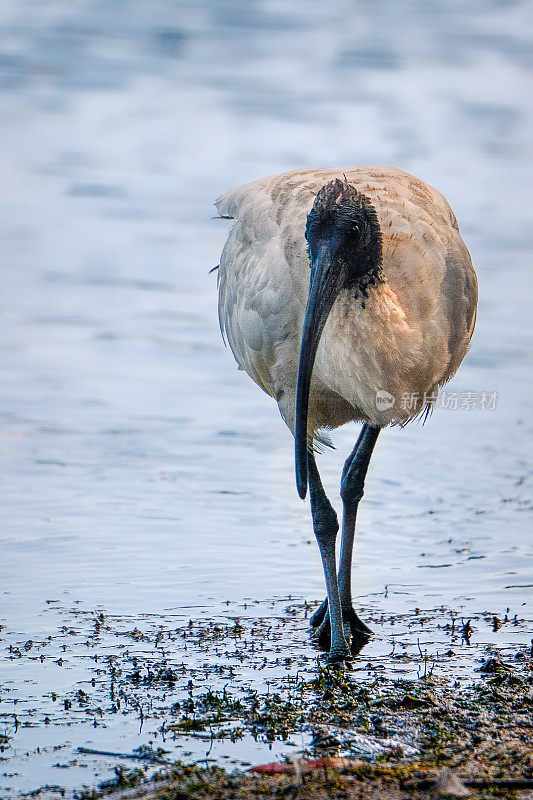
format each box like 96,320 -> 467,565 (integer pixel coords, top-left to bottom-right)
295,178 -> 383,499
305,178 -> 383,296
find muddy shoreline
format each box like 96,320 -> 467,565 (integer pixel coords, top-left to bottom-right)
3,600 -> 531,798
63,643 -> 533,799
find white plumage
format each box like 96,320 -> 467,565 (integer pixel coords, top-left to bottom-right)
218,166 -> 476,436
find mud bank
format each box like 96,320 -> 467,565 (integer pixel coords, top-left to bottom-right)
65,651 -> 533,799
3,599 -> 530,799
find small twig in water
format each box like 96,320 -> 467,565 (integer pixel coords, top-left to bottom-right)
77,746 -> 167,764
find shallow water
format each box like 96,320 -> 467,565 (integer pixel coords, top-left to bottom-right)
0,0 -> 532,796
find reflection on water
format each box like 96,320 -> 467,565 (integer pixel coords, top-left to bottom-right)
0,0 -> 532,796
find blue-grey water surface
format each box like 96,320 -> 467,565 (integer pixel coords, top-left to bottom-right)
0,0 -> 532,796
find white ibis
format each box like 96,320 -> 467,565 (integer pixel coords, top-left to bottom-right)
216,166 -> 477,663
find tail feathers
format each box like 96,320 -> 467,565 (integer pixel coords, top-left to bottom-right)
312,431 -> 334,453
278,406 -> 334,453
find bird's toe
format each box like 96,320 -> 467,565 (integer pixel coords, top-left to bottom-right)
344,608 -> 372,638
310,615 -> 331,650
310,598 -> 328,628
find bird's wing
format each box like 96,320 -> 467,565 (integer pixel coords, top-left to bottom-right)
216,180 -> 304,401
438,230 -> 478,384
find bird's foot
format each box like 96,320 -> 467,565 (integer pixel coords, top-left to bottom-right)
311,606 -> 372,656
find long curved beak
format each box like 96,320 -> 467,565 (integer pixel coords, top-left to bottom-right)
295,243 -> 343,499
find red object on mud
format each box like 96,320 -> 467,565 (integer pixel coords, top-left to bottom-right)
249,757 -> 346,775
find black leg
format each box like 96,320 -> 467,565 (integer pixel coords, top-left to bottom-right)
338,424 -> 380,633
307,449 -> 350,663
309,426 -> 367,629
310,424 -> 380,643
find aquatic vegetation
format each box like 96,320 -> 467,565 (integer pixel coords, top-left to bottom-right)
1,598 -> 531,798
